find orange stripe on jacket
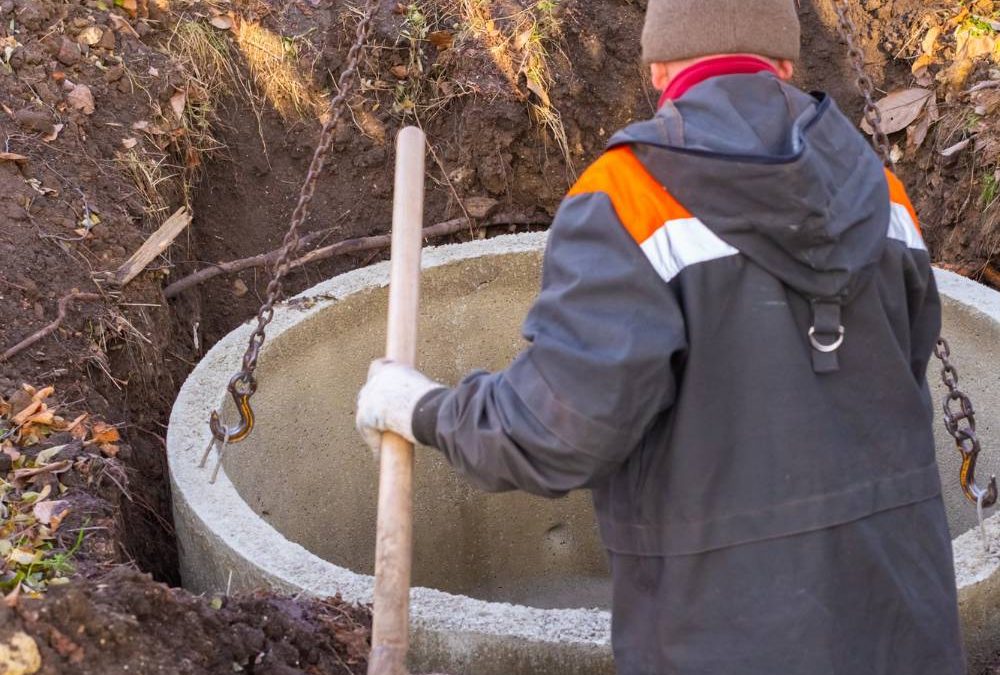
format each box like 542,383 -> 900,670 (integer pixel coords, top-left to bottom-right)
885,170 -> 920,234
568,147 -> 691,245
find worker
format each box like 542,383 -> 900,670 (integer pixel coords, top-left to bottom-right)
356,0 -> 966,672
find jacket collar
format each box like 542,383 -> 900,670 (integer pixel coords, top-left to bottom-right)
658,55 -> 779,107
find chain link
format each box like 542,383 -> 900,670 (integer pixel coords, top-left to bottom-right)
832,1 -> 893,167
933,339 -> 997,507
209,0 -> 380,443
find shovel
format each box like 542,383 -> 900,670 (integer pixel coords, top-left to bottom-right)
367,126 -> 426,675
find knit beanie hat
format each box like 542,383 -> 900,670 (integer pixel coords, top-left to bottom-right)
641,0 -> 801,64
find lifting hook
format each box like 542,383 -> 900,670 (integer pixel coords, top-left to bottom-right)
936,338 -> 998,510
199,373 -> 257,483
956,430 -> 998,508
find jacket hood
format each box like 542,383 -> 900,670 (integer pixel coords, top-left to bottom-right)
608,73 -> 889,300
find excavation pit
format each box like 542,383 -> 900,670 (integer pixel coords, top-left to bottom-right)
168,233 -> 1000,674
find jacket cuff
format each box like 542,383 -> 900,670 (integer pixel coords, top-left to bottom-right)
412,387 -> 449,447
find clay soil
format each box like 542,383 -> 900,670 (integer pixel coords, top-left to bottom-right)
0,0 -> 998,673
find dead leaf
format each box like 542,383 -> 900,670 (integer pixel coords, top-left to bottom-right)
66,84 -> 96,115
90,422 -> 121,445
389,65 -> 409,79
464,196 -> 498,219
34,445 -> 66,465
907,96 -> 938,151
912,53 -> 935,86
0,152 -> 28,164
121,137 -> 138,149
99,443 -> 119,458
860,88 -> 932,136
209,15 -> 233,30
3,584 -> 20,609
115,0 -> 138,17
922,26 -> 942,56
941,138 -> 971,157
23,409 -> 55,427
514,28 -> 534,51
427,30 -> 454,51
7,549 -> 40,566
77,26 -> 104,46
65,413 -> 88,433
11,460 -> 72,486
33,500 -> 70,527
12,401 -> 42,427
524,74 -> 551,108
170,89 -> 187,120
42,124 -> 64,142
25,178 -> 57,197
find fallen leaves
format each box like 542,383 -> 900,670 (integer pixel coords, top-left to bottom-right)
209,15 -> 234,30
169,89 -> 186,120
861,88 -> 933,135
0,152 -> 28,164
427,30 -> 454,51
66,84 -> 95,115
76,26 -> 104,46
0,632 -> 41,675
941,138 -> 972,157
0,384 -> 122,601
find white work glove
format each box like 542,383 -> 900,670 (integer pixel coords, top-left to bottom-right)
356,359 -> 444,456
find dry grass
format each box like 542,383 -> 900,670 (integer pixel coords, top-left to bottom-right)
458,0 -> 574,173
118,150 -> 177,217
232,20 -> 326,120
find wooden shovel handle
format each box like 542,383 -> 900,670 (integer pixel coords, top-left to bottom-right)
368,126 -> 426,675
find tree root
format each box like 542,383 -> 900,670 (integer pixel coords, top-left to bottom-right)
162,214 -> 543,299
1,291 -> 102,362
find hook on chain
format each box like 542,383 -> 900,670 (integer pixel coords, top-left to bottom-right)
210,372 -> 258,444
935,339 -> 998,509
199,373 -> 257,483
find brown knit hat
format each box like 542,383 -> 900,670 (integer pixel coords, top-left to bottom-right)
641,0 -> 801,64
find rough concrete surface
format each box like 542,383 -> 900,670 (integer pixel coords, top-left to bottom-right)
167,235 -> 1000,674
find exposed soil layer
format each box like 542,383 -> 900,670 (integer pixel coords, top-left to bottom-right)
6,567 -> 369,675
1,0 -> 999,672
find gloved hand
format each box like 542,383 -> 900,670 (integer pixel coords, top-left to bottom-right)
356,359 -> 445,456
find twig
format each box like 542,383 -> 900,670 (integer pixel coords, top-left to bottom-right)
967,80 -> 1000,94
1,292 -> 101,362
164,214 -> 543,299
115,206 -> 193,285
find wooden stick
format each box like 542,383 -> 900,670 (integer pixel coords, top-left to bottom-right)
162,214 -> 542,299
1,291 -> 101,361
368,126 -> 425,675
115,207 -> 193,285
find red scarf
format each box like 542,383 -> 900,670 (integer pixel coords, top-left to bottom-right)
658,55 -> 778,107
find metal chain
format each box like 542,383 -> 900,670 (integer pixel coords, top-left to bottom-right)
832,2 -> 996,511
832,1 -> 893,166
934,338 -> 997,507
208,0 -> 380,444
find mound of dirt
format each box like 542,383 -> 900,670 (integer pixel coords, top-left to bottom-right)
5,567 -> 369,675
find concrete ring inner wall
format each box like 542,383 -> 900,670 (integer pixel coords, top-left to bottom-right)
168,233 -> 1000,674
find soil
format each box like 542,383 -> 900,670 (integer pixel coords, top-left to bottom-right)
0,0 -> 998,673
6,567 -> 369,675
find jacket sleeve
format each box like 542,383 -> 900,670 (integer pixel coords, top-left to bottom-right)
904,238 -> 942,387
411,190 -> 688,498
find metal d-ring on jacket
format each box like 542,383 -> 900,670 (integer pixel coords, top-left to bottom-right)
412,72 -> 965,675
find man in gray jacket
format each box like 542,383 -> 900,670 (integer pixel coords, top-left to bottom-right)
356,0 -> 966,672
